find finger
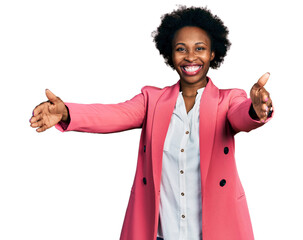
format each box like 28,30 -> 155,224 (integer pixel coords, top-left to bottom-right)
261,92 -> 270,103
267,103 -> 274,118
32,102 -> 49,116
266,98 -> 273,109
260,102 -> 273,122
262,104 -> 269,112
258,104 -> 268,118
30,113 -> 47,128
31,121 -> 41,128
45,89 -> 58,103
31,118 -> 44,128
30,113 -> 43,124
36,124 -> 49,133
256,72 -> 270,89
259,113 -> 268,123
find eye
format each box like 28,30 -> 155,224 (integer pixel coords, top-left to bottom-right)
176,47 -> 186,52
196,46 -> 206,51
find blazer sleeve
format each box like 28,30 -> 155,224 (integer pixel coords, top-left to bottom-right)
227,89 -> 274,134
55,92 -> 146,133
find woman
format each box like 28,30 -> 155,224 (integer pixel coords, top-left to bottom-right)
30,6 -> 273,240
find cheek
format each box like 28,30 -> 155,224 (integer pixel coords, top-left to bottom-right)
172,52 -> 178,62
202,52 -> 213,63
172,55 -> 182,68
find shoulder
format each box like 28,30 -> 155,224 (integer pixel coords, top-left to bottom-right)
215,88 -> 249,107
207,78 -> 247,101
141,83 -> 176,96
141,84 -> 172,92
141,85 -> 163,93
219,88 -> 248,100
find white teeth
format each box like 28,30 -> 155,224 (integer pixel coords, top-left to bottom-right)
183,66 -> 201,72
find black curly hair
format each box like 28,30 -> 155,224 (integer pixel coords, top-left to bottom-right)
152,6 -> 231,69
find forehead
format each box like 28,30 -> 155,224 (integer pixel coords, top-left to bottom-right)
172,26 -> 211,45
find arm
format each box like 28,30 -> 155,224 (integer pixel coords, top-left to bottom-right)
55,93 -> 146,133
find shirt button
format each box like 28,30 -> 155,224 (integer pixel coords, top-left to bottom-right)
181,214 -> 185,218
185,131 -> 189,134
181,149 -> 184,152
181,192 -> 185,196
180,170 -> 184,174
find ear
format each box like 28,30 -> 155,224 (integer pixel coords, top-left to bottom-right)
210,51 -> 215,61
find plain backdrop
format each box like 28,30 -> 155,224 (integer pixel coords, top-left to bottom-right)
0,0 -> 302,239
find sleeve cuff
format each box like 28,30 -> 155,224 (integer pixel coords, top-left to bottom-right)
55,105 -> 71,132
248,102 -> 274,123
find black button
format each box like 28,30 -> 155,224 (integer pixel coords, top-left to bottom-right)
144,145 -> 146,152
220,179 -> 226,187
224,147 -> 229,154
143,177 -> 147,185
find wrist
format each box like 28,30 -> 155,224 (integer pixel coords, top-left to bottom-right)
61,106 -> 70,123
249,103 -> 259,120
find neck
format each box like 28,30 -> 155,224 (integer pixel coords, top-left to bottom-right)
180,77 -> 208,96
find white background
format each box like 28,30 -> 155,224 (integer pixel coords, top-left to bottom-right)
0,0 -> 302,239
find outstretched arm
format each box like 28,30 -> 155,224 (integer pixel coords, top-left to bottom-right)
55,93 -> 146,133
30,90 -> 146,134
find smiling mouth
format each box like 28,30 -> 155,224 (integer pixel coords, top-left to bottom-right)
181,65 -> 202,76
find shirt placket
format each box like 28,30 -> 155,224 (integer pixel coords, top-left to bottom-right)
179,101 -> 190,240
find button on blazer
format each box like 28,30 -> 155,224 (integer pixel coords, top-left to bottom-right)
56,78 -> 273,240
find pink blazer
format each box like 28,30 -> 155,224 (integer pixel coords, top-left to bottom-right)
56,78 -> 273,240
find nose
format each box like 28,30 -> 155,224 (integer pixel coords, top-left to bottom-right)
184,50 -> 197,62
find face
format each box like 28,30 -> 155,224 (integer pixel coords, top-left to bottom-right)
172,26 -> 215,86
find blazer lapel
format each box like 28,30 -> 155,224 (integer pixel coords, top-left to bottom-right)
151,81 -> 180,193
199,78 -> 219,195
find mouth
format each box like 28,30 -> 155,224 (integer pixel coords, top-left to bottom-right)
181,65 -> 203,76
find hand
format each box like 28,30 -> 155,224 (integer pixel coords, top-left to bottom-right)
30,89 -> 69,132
250,72 -> 273,122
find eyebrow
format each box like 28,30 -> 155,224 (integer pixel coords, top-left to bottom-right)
175,41 -> 207,46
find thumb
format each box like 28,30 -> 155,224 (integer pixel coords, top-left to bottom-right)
256,72 -> 270,88
45,89 -> 58,103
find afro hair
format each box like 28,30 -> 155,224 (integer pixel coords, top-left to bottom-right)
152,6 -> 231,69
